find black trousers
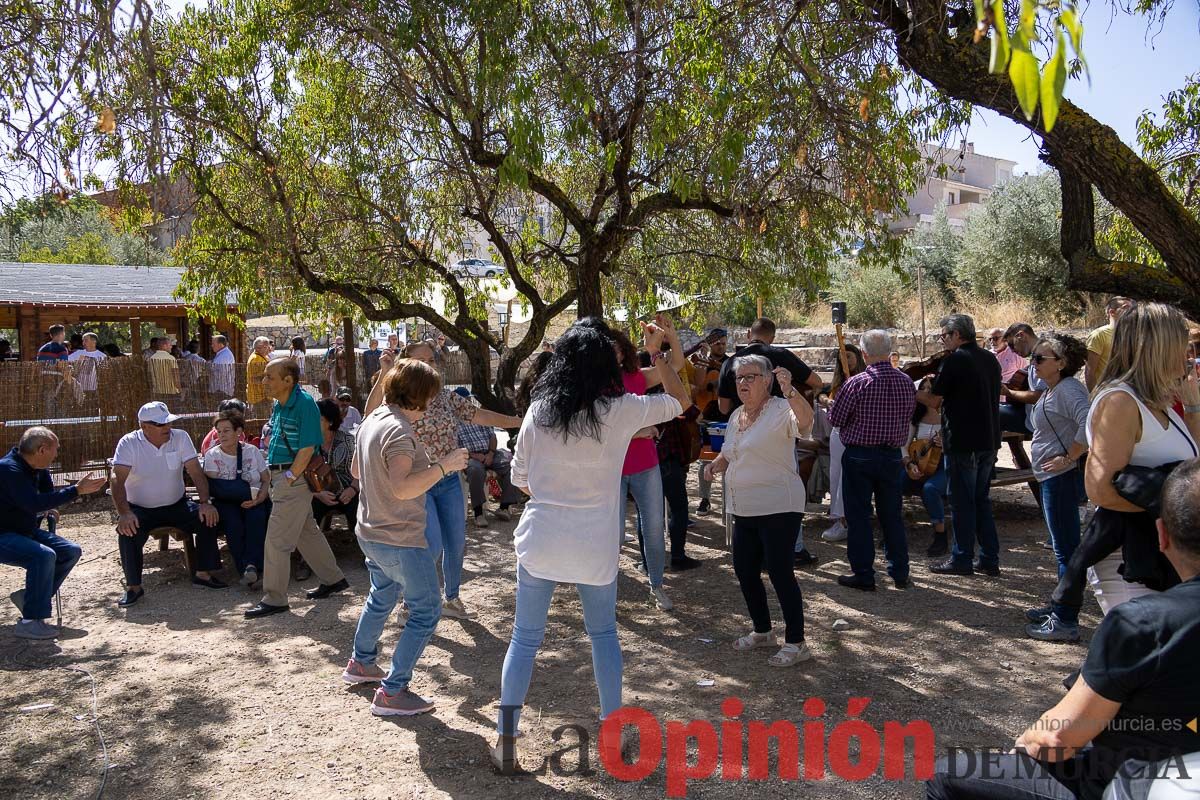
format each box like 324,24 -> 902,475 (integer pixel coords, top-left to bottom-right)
731,511 -> 805,643
659,458 -> 691,559
119,498 -> 221,585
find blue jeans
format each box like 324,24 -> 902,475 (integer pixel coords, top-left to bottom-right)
620,466 -> 666,588
904,460 -> 948,525
352,537 -> 442,695
213,499 -> 269,573
497,564 -> 621,735
0,528 -> 82,620
946,450 -> 1000,569
1040,471 -> 1081,580
423,472 -> 467,600
841,446 -> 908,582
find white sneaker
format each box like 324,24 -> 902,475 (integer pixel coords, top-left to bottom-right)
14,619 -> 59,640
821,521 -> 848,542
441,597 -> 478,620
651,586 -> 673,611
472,514 -> 490,529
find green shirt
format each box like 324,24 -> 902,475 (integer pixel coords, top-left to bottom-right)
267,385 -> 323,466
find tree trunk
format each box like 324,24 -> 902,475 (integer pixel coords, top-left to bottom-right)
575,256 -> 604,319
879,4 -> 1200,309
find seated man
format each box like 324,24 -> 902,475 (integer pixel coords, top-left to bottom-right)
454,390 -> 522,528
0,428 -> 105,639
335,387 -> 363,432
111,402 -> 227,607
927,457 -> 1200,800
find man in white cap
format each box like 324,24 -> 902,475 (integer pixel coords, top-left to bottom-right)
110,401 -> 226,607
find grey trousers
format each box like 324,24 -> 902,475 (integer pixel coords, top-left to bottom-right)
261,474 -> 345,606
464,451 -> 522,511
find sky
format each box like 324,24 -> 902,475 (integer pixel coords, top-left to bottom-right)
965,3 -> 1200,173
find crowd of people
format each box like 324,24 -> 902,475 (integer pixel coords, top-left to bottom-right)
2,300 -> 1199,798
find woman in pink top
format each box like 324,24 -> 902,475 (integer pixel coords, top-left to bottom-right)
610,316 -> 686,611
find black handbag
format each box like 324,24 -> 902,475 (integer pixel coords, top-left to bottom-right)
208,443 -> 253,503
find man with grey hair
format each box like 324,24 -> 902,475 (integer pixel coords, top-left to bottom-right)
0,427 -> 106,638
828,330 -> 916,590
208,333 -> 237,398
916,314 -> 1003,576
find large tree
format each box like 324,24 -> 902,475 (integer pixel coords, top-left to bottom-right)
866,0 -> 1200,317
104,0 -> 941,406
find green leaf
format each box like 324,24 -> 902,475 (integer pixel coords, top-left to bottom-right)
989,0 -> 1010,74
1018,0 -> 1038,41
1008,34 -> 1041,120
1060,8 -> 1083,55
1040,30 -> 1067,130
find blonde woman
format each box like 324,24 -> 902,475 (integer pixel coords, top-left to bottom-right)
1027,303 -> 1200,642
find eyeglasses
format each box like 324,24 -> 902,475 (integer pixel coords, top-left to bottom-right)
989,335 -> 1004,342
735,373 -> 763,384
1031,353 -> 1060,364
145,421 -> 171,428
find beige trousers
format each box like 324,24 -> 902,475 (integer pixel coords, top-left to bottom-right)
261,473 -> 345,606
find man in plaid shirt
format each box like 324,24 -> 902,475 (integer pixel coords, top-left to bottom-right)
828,330 -> 916,591
454,388 -> 522,528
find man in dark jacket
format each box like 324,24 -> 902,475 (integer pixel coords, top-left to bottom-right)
0,427 -> 105,639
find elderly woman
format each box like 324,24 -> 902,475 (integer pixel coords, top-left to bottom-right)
365,341 -> 522,621
202,411 -> 271,587
1027,304 -> 1200,641
704,354 -> 815,667
340,359 -> 469,716
492,318 -> 690,772
1026,335 -> 1090,583
312,398 -> 359,534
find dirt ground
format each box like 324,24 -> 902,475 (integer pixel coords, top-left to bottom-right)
1,464 -> 1098,800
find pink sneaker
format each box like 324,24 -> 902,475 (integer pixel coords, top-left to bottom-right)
342,659 -> 386,685
370,687 -> 435,716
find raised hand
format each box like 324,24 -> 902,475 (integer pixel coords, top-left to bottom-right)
773,366 -> 793,395
640,321 -> 665,354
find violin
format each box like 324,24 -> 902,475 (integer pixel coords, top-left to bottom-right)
901,349 -> 952,382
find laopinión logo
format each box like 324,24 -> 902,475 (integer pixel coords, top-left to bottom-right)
497,696 -> 937,796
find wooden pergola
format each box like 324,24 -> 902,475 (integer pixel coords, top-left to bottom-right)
0,262 -> 244,359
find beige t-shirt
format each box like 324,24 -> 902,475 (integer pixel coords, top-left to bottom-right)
351,404 -> 431,549
1086,323 -> 1115,377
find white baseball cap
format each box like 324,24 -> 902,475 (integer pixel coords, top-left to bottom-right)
138,401 -> 182,425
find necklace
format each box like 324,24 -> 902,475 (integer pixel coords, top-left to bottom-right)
738,402 -> 766,433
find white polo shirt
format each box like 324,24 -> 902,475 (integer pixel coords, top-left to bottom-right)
112,429 -> 198,508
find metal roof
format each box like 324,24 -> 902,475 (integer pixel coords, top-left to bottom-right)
0,262 -> 231,307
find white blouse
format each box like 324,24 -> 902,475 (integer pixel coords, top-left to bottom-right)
202,443 -> 269,492
723,397 -> 809,517
511,393 -> 683,585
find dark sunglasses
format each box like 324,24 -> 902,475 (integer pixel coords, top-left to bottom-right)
145,421 -> 172,428
1031,353 -> 1060,364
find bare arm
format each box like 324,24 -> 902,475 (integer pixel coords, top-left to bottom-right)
718,397 -> 733,415
184,458 -> 212,504
473,408 -> 523,429
655,353 -> 691,411
915,390 -> 943,410
290,446 -> 316,480
1006,387 -> 1044,405
1084,392 -> 1142,512
364,351 -> 395,415
1014,676 -> 1121,762
111,465 -> 133,517
1085,350 -> 1101,392
1180,369 -> 1200,443
392,449 -> 470,500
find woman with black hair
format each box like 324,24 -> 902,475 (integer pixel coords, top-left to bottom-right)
608,316 -> 686,611
491,317 -> 691,773
312,398 -> 359,535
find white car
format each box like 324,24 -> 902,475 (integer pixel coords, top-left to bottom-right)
449,258 -> 506,279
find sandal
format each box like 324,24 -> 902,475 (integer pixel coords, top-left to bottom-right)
733,631 -> 777,651
768,642 -> 813,668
